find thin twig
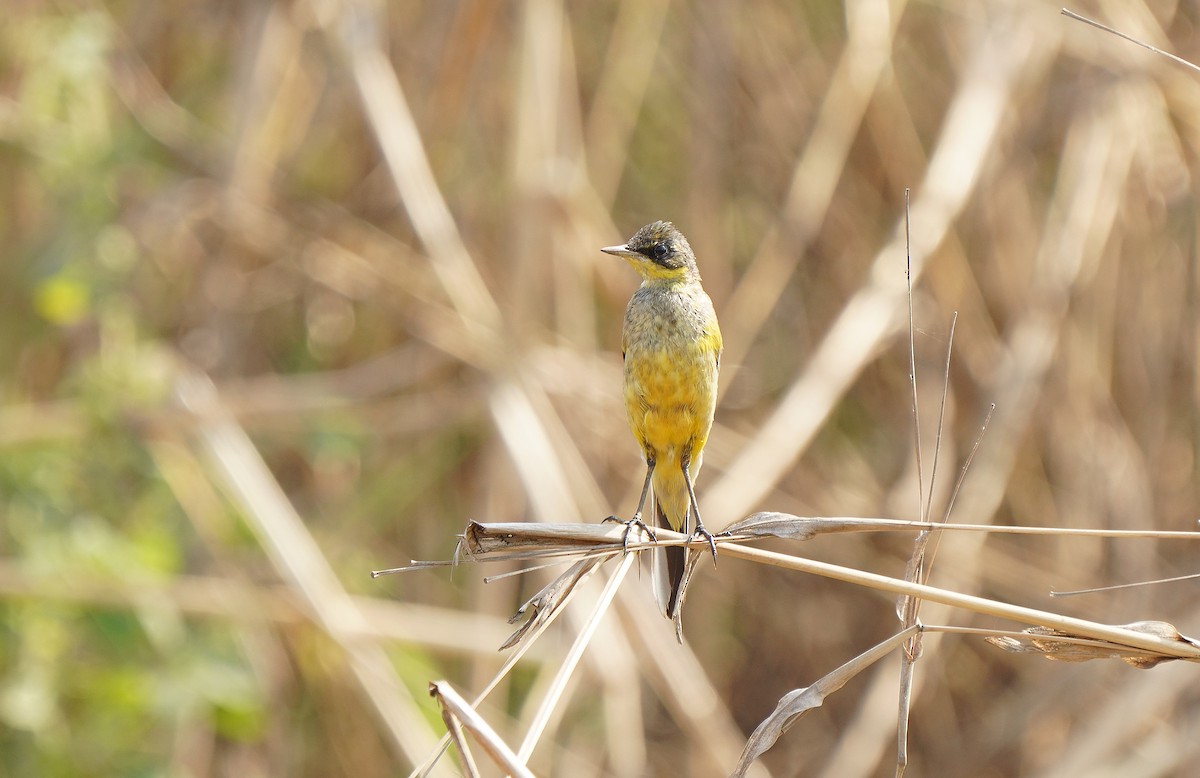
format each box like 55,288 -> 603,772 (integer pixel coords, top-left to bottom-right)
429,681 -> 535,778
517,552 -> 637,760
922,312 -> 957,526
906,188 -> 925,524
1052,572 -> 1200,597
941,403 -> 995,522
717,541 -> 1200,660
1061,9 -> 1200,76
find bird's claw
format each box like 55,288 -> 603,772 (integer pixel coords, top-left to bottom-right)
603,514 -> 657,552
694,523 -> 718,565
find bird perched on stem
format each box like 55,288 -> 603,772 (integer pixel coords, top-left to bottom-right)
602,221 -> 722,620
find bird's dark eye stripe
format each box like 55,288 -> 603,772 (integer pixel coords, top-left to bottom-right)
639,242 -> 671,262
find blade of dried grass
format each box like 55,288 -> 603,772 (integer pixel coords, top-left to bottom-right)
896,311 -> 957,776
894,208 -> 953,772
226,2 -> 309,204
512,0 -> 564,197
911,69 -> 1143,777
437,696 -> 482,778
831,74 -> 1152,776
483,558 -> 601,583
501,556 -> 608,651
152,434 -> 554,657
941,404 -> 994,523
175,372 -> 440,765
733,626 -> 921,777
904,188 -> 925,528
488,377 -> 588,523
1062,9 -> 1200,76
707,18 -> 1033,522
815,658 -> 902,778
588,625 -> 649,778
719,514 -> 1200,541
614,587 -> 772,778
1051,572 -> 1200,596
516,552 -> 637,761
894,651 -> 914,778
0,558 -> 549,661
899,381 -> 985,778
428,681 -> 535,778
720,0 -> 906,381
945,42 -> 1139,533
205,195 -> 492,368
585,0 -> 670,202
919,313 -> 956,532
410,553 -> 605,778
322,3 -> 501,338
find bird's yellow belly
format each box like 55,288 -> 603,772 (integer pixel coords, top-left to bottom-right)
624,347 -> 714,460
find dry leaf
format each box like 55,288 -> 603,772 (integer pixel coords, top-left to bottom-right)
460,520 -> 626,556
722,512 -> 880,540
500,557 -> 605,650
732,627 -> 919,776
670,547 -> 705,643
985,620 -> 1200,669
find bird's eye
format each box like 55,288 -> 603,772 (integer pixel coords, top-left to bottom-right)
652,243 -> 669,260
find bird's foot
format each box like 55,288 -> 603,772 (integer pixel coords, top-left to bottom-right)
693,522 -> 718,565
603,513 -> 657,551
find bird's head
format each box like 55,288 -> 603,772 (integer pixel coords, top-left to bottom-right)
602,221 -> 699,283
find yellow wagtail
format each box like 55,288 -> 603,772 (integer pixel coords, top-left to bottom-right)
602,221 -> 722,618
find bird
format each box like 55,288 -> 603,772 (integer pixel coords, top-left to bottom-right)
602,221 -> 722,619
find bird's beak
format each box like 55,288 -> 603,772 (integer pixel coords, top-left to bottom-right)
601,244 -> 635,258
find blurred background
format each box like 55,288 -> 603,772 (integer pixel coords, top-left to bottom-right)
4,0 -> 1200,775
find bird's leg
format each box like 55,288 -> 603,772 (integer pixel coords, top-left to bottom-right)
603,455 -> 657,551
681,451 -> 717,564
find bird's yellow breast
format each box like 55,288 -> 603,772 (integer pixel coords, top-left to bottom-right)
621,282 -> 722,462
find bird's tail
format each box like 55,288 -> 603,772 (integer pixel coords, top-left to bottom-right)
658,499 -> 687,619
651,454 -> 700,619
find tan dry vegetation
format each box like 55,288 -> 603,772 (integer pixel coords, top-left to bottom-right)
3,1 -> 1200,776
